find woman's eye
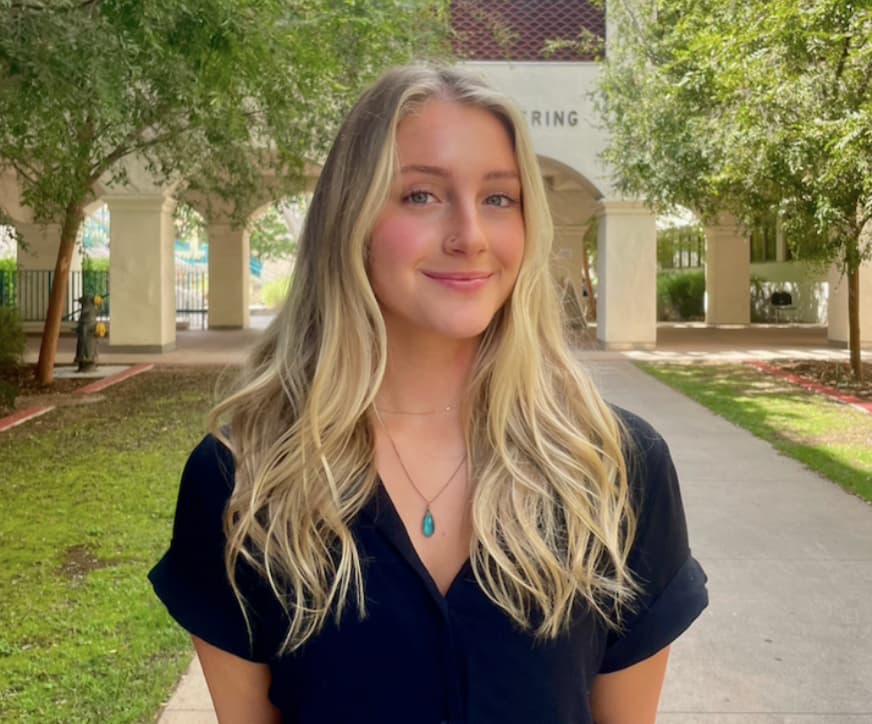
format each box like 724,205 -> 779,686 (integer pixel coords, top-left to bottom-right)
484,194 -> 514,207
404,190 -> 435,205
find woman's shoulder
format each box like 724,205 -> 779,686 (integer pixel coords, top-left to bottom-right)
185,432 -> 236,480
172,434 -> 237,523
610,405 -> 673,478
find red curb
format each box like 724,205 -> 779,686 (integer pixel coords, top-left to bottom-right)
75,363 -> 154,395
0,364 -> 155,433
745,361 -> 872,415
0,405 -> 55,432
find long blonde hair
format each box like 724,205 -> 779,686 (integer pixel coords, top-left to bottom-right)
209,65 -> 637,654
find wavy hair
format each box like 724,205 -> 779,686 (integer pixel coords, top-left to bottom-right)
209,65 -> 637,654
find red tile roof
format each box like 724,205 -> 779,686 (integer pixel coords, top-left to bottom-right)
451,0 -> 605,62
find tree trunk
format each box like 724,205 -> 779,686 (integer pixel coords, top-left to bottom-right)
847,263 -> 862,382
35,203 -> 84,386
580,235 -> 597,322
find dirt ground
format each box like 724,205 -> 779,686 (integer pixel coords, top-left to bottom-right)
1,364 -> 99,413
0,364 -> 230,416
766,360 -> 872,402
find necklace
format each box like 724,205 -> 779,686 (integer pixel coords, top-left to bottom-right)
373,407 -> 467,538
375,403 -> 457,416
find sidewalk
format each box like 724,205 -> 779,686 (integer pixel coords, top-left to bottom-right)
592,360 -> 872,723
46,322 -> 866,723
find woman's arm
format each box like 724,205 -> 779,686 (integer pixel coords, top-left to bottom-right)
193,635 -> 281,724
589,646 -> 670,724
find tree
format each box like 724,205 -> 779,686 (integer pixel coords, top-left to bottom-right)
250,199 -> 308,262
0,0 -> 450,383
597,0 -> 872,379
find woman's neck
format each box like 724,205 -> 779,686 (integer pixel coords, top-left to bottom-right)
377,333 -> 479,415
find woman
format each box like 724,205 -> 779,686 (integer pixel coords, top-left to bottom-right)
150,65 -> 708,723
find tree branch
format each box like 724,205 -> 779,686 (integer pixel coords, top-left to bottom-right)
87,126 -> 187,185
9,159 -> 38,186
833,32 -> 851,86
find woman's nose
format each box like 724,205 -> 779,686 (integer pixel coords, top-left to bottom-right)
443,203 -> 487,255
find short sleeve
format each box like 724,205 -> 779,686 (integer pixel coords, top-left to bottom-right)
599,410 -> 708,674
148,435 -> 279,662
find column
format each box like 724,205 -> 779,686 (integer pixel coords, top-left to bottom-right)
596,200 -> 657,349
704,214 -> 750,325
206,222 -> 250,329
15,222 -> 81,322
827,261 -> 872,346
105,194 -> 177,351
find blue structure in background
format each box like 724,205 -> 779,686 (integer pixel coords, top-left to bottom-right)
175,241 -> 262,278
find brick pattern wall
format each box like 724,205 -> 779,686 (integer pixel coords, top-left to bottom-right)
451,0 -> 605,62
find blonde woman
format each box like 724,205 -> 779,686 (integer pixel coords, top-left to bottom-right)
150,65 -> 707,724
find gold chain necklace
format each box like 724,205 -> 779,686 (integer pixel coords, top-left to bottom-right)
373,407 -> 467,538
375,403 -> 457,416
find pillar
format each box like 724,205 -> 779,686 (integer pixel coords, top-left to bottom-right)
704,214 -> 750,325
15,222 -> 81,321
827,261 -> 872,346
105,194 -> 176,351
596,200 -> 657,349
206,222 -> 250,329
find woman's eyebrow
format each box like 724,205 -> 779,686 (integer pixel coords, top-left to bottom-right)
399,164 -> 449,177
399,164 -> 519,181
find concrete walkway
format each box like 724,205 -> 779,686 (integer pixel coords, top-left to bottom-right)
29,322 -> 870,723
592,361 -> 872,723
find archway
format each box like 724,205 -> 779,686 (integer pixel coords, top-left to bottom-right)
247,195 -> 309,315
539,156 -> 602,331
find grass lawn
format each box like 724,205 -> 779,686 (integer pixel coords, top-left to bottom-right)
0,367 -> 225,722
637,362 -> 872,504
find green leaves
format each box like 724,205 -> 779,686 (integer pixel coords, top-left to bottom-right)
0,0 -> 452,224
599,0 -> 872,257
598,0 -> 871,377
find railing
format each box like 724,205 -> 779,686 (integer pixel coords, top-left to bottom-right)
0,268 -> 209,327
0,270 -> 109,322
175,268 -> 208,329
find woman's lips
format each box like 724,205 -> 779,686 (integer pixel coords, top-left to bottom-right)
422,271 -> 493,291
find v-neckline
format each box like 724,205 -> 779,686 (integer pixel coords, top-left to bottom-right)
365,480 -> 473,601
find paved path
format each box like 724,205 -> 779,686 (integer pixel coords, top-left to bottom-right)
38,322 -> 866,723
591,361 -> 872,723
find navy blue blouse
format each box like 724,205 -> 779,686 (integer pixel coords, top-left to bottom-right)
149,408 -> 707,723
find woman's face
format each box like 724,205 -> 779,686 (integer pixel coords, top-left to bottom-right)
368,98 -> 525,346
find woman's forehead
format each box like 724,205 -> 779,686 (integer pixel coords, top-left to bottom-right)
392,99 -> 519,177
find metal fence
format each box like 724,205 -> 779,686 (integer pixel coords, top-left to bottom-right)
175,268 -> 208,329
0,268 -> 209,326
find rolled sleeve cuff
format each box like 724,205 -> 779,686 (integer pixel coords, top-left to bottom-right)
599,555 -> 708,674
149,549 -> 268,663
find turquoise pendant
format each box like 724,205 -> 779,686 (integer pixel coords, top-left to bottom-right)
422,509 -> 435,537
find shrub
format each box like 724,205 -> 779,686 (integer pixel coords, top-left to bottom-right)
82,256 -> 109,272
0,307 -> 25,411
261,276 -> 291,309
0,258 -> 15,308
657,269 -> 706,321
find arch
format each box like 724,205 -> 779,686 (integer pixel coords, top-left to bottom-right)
538,156 -> 603,200
537,156 -> 601,330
